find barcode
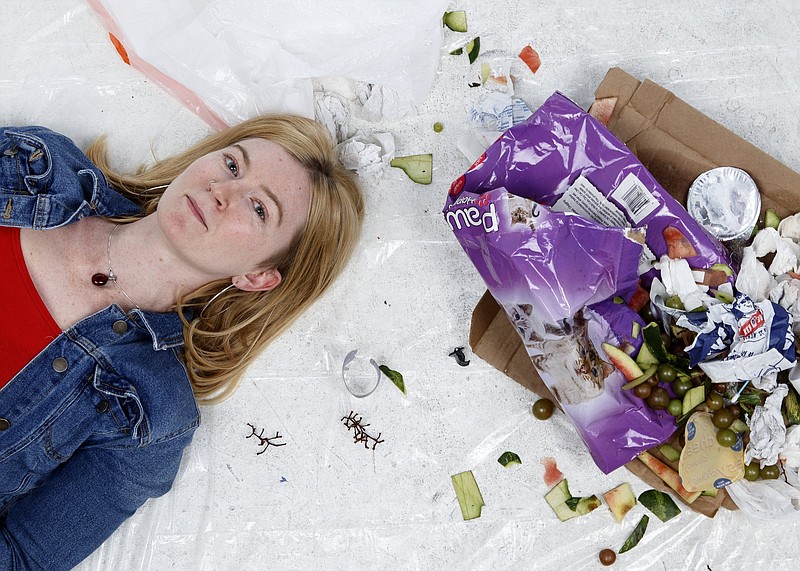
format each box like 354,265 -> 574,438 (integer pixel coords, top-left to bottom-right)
610,173 -> 659,224
620,183 -> 650,216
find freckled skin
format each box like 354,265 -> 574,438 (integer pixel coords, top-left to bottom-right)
156,138 -> 311,284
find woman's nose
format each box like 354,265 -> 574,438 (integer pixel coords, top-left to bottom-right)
208,179 -> 229,207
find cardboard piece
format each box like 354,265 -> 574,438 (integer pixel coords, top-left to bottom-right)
470,67 -> 800,517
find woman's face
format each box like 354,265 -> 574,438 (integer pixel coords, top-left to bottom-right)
157,137 -> 312,291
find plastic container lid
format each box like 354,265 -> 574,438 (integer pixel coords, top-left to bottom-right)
687,167 -> 761,242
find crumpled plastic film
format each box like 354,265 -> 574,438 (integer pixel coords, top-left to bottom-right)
4,1 -> 800,570
86,0 -> 450,127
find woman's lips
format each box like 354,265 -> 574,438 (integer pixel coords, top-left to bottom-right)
187,196 -> 207,228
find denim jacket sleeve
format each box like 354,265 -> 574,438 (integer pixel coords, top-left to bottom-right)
0,431 -> 193,570
0,125 -> 142,228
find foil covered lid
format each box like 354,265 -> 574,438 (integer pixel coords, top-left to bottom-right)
687,167 -> 761,242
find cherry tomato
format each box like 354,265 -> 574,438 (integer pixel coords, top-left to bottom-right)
761,465 -> 780,480
667,399 -> 683,417
599,549 -> 616,566
657,364 -> 677,383
744,463 -> 760,481
634,383 -> 653,399
532,399 -> 554,420
672,377 -> 693,398
716,428 -> 737,447
712,408 -> 735,429
706,392 -> 725,411
665,296 -> 684,310
639,304 -> 656,323
646,387 -> 670,410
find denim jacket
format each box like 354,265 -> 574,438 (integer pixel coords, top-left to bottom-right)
0,126 -> 200,570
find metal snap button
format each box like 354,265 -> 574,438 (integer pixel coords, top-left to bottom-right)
52,357 -> 68,373
95,400 -> 110,414
0,418 -> 10,431
112,320 -> 128,334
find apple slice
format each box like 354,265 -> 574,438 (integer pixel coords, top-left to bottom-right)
601,342 -> 644,381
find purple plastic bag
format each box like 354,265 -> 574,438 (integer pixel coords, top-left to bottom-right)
443,92 -> 732,473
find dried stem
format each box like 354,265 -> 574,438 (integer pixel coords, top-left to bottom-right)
341,411 -> 385,450
246,422 -> 287,455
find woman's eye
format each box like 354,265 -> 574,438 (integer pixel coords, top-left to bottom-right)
253,200 -> 266,221
225,155 -> 239,176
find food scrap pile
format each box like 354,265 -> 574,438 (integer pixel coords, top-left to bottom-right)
433,10 -> 800,563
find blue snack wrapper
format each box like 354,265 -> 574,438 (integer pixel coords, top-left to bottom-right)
680,293 -> 796,390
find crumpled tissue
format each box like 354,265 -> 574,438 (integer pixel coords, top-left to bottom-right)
314,92 -> 350,144
745,383 -> 789,466
727,400 -> 800,521
726,474 -> 800,521
335,132 -> 395,178
735,246 -> 777,302
751,227 -> 800,276
357,83 -> 417,122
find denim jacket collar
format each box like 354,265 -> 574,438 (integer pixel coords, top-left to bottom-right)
129,308 -> 186,350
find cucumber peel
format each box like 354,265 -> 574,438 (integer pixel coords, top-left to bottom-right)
621,364 -> 657,391
465,36 -> 481,64
442,10 -> 468,32
682,385 -> 705,416
714,290 -> 735,303
544,479 -> 600,521
783,385 -> 800,425
497,451 -> 522,467
641,323 -> 690,370
635,340 -> 660,368
390,154 -> 432,185
451,470 -> 484,520
619,515 -> 649,553
658,443 -> 681,463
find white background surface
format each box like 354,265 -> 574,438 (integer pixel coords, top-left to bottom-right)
3,1 -> 800,569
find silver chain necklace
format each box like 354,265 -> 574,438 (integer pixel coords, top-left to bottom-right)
90,224 -> 141,310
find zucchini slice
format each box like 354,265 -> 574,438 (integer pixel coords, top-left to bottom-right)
390,154 -> 433,185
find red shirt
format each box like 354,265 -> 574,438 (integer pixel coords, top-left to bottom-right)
0,226 -> 62,388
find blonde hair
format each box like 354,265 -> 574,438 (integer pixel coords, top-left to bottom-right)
87,115 -> 364,404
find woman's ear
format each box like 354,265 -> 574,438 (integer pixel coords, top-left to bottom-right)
233,268 -> 282,292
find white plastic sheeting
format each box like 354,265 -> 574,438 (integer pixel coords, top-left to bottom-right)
2,1 -> 800,569
87,0 -> 449,126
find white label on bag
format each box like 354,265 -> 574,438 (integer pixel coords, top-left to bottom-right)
610,173 -> 660,224
552,175 -> 628,227
554,174 -> 656,275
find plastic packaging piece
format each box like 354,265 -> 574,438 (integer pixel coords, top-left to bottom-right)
448,92 -> 733,287
87,0 -> 450,127
443,92 -> 694,474
341,349 -> 381,398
